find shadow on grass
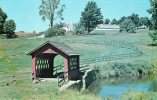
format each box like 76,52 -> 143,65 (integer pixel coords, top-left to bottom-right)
148,43 -> 157,46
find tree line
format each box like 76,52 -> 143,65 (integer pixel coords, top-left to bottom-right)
0,8 -> 16,38
1,0 -> 157,38
74,1 -> 153,34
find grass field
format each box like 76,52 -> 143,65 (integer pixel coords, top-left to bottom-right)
1,29 -> 157,99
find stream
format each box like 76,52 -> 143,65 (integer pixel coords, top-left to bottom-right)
88,77 -> 156,100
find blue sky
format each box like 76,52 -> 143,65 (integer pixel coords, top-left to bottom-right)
0,0 -> 150,32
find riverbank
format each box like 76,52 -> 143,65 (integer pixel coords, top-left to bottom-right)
93,61 -> 157,79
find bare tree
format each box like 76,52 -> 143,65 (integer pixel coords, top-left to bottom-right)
39,0 -> 65,28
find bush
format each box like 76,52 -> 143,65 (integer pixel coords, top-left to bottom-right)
149,30 -> 157,42
120,19 -> 136,33
74,23 -> 85,35
149,79 -> 157,92
57,29 -> 65,35
127,21 -> 136,33
3,20 -> 16,38
45,28 -> 65,37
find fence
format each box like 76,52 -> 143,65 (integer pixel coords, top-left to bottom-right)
0,72 -> 32,86
70,40 -> 143,65
53,65 -> 63,75
80,65 -> 90,73
80,52 -> 142,65
57,71 -> 68,87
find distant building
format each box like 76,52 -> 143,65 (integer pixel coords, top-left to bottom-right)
62,23 -> 74,32
96,24 -> 120,30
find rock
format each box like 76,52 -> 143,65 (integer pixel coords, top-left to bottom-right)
109,71 -> 116,77
33,79 -> 39,84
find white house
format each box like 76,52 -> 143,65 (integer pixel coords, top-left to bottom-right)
62,23 -> 74,32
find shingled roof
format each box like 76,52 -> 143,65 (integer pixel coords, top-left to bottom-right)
27,41 -> 79,56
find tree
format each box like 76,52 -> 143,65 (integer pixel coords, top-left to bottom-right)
104,18 -> 110,24
118,16 -> 127,24
147,0 -> 157,29
3,20 -> 16,38
139,17 -> 153,29
39,0 -> 65,28
128,13 -> 140,27
80,1 -> 103,34
53,22 -> 64,29
0,8 -> 7,33
120,19 -> 136,33
111,19 -> 118,25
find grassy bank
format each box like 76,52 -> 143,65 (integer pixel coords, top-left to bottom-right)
0,80 -> 101,100
120,91 -> 157,100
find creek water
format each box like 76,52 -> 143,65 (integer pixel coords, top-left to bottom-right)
88,77 -> 156,100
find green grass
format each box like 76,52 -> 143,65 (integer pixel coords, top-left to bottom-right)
1,29 -> 157,99
0,80 -> 101,100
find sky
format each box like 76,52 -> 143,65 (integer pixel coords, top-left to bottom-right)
0,0 -> 151,32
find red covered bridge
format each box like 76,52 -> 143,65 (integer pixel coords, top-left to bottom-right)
27,41 -> 80,81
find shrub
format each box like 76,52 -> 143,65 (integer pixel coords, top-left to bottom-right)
120,19 -> 136,33
127,21 -> 136,33
45,28 -> 65,37
149,30 -> 157,42
45,28 -> 57,37
74,23 -> 85,35
3,20 -> 16,38
149,79 -> 157,92
57,29 -> 65,35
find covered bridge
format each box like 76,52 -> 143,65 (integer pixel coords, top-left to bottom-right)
27,41 -> 80,81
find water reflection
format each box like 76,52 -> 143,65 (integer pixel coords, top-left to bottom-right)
88,77 -> 153,100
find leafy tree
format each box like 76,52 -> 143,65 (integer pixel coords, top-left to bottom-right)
111,19 -> 118,25
80,1 -> 103,34
118,16 -> 127,24
3,20 -> 16,38
147,0 -> 157,29
128,13 -> 140,27
120,19 -> 136,33
104,18 -> 110,24
139,17 -> 153,29
0,8 -> 7,33
39,0 -> 65,28
139,17 -> 147,27
53,22 -> 64,29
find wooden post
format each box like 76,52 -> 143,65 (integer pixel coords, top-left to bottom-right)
13,76 -> 16,84
57,76 -> 59,87
64,57 -> 69,81
32,57 -> 36,80
32,73 -> 34,80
